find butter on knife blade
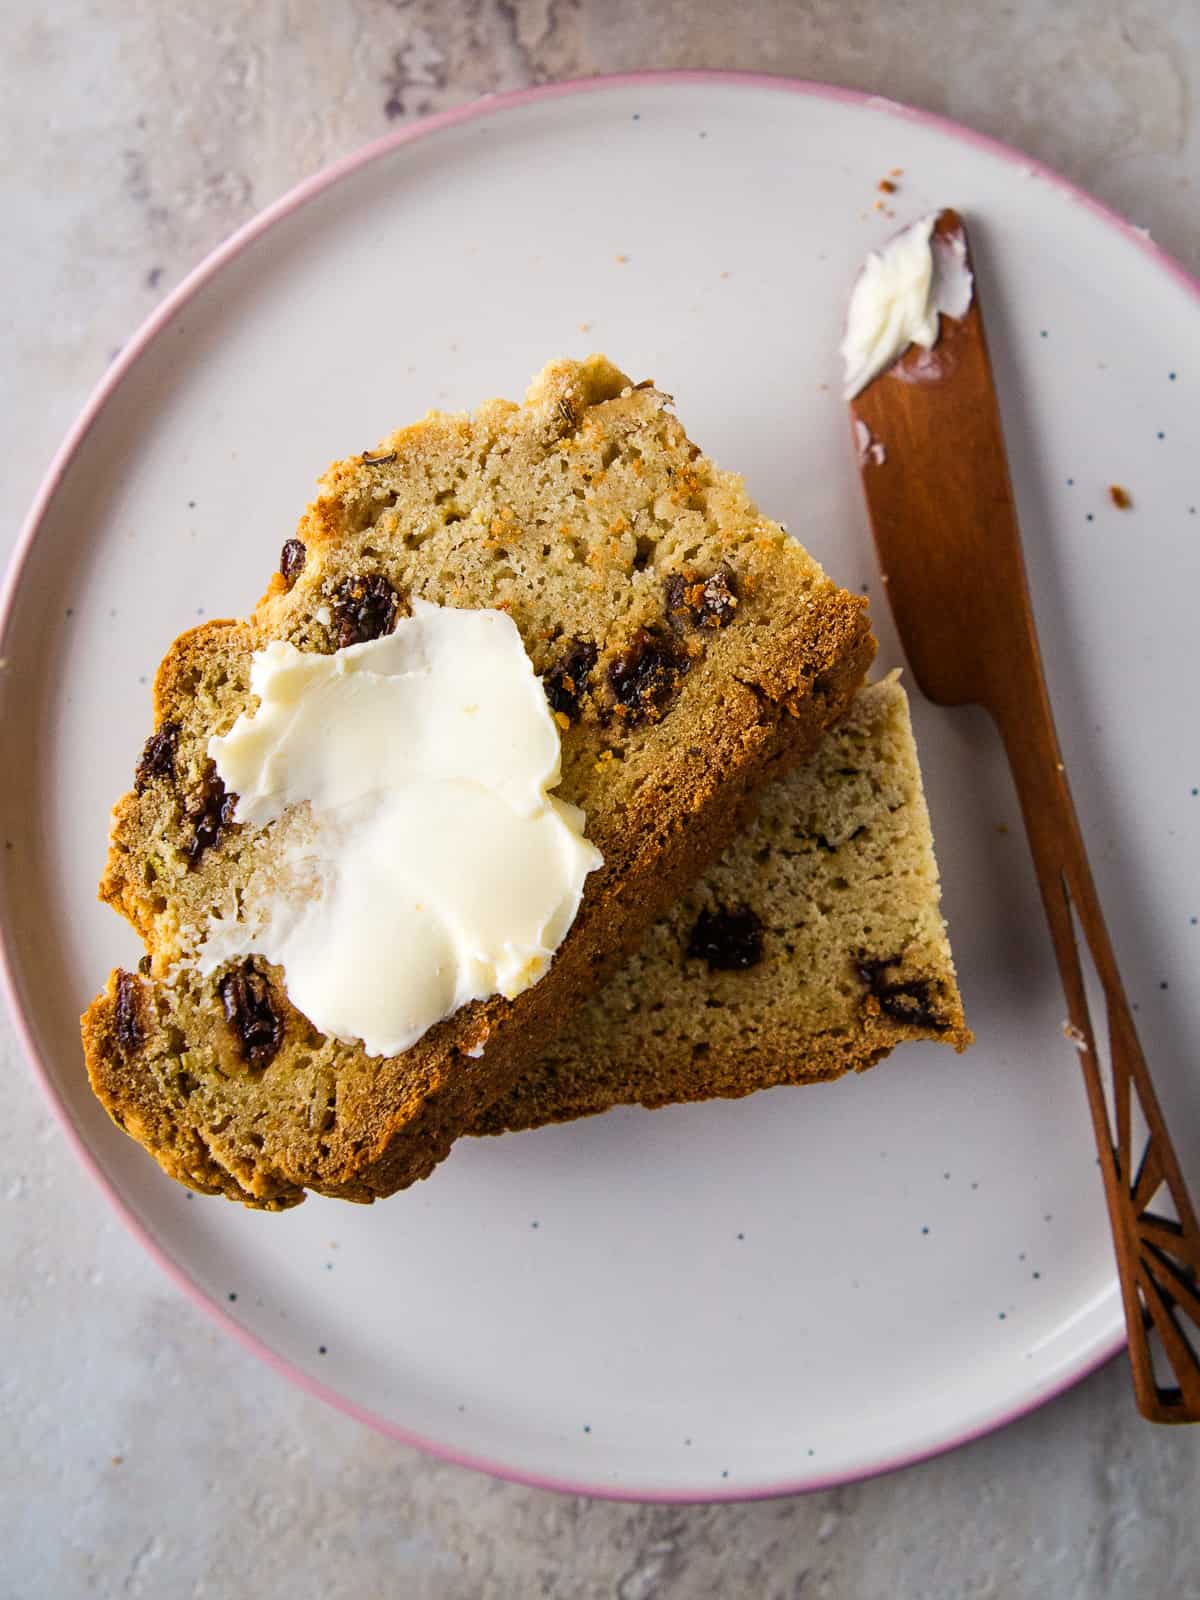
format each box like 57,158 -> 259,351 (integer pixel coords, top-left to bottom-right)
841,212 -> 974,399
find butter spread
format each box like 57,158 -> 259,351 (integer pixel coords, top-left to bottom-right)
198,600 -> 602,1057
841,214 -> 974,399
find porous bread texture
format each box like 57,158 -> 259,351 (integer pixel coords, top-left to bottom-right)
82,355 -> 875,1208
474,675 -> 970,1135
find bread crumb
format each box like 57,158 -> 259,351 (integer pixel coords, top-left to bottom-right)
1108,484 -> 1132,509
1062,1021 -> 1088,1052
614,254 -> 629,265
578,321 -> 592,333
878,178 -> 897,194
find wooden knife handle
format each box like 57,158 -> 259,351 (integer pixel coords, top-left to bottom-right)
995,694 -> 1200,1422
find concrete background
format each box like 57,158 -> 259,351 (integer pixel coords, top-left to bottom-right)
3,4 -> 1199,1595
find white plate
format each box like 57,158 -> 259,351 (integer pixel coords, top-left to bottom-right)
3,74 -> 1199,1501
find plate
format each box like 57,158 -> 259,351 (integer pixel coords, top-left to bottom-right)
3,73 -> 1199,1501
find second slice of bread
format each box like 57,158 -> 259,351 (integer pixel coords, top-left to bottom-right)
82,356 -> 874,1208
474,676 -> 969,1135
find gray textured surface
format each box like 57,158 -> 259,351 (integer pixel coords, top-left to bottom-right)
4,3 -> 1199,1595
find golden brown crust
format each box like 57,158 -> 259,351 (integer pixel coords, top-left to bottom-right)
82,355 -> 875,1207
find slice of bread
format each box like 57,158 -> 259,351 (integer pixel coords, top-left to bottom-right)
474,675 -> 969,1136
82,356 -> 874,1208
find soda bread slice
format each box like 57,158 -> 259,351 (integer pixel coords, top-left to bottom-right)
474,675 -> 969,1135
82,356 -> 875,1208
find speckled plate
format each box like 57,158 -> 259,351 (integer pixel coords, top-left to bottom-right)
3,74 -> 1199,1501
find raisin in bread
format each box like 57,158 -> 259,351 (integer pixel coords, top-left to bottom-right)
82,355 -> 875,1208
475,675 -> 968,1135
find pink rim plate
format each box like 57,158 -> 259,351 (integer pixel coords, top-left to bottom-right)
4,70 -> 1196,1503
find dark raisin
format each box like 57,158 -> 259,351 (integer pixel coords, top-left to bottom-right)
332,573 -> 400,648
135,721 -> 180,792
543,639 -> 598,720
218,961 -> 284,1068
607,627 -> 691,724
696,567 -> 738,627
665,566 -> 739,630
686,906 -> 765,971
279,539 -> 306,587
664,573 -> 688,621
114,970 -> 144,1055
186,767 -> 239,868
856,955 -> 947,1031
